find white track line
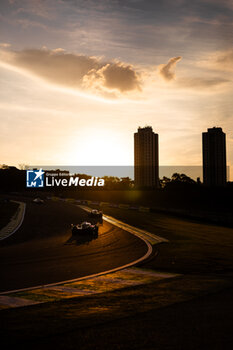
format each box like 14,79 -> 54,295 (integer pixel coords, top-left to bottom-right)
79,205 -> 168,245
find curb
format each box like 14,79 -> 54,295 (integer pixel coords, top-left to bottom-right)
0,201 -> 26,241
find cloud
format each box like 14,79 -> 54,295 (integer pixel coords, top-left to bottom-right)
156,52 -> 231,91
159,56 -> 182,81
214,49 -> 233,72
0,43 -> 11,48
199,49 -> 233,73
9,0 -> 52,19
0,48 -> 141,98
177,77 -> 230,90
83,63 -> 141,93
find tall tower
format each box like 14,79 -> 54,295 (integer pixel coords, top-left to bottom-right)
134,126 -> 159,188
202,127 -> 227,186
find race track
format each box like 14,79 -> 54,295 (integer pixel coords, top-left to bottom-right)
0,198 -> 148,292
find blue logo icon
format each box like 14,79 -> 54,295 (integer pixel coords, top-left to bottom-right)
26,169 -> 45,188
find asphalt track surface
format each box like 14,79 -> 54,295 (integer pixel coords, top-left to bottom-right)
0,198 -> 148,293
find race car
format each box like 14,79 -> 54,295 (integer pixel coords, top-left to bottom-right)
71,221 -> 98,236
32,197 -> 44,204
88,209 -> 103,219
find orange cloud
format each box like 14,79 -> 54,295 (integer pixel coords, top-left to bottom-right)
83,62 -> 141,94
0,43 -> 11,48
0,48 -> 141,98
159,56 -> 182,81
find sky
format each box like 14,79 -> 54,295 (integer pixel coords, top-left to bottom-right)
0,0 -> 232,179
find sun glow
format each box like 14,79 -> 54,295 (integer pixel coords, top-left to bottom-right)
64,129 -> 131,166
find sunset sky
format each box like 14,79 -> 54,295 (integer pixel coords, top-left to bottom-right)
0,0 -> 232,178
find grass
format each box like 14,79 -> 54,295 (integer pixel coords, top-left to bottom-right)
0,200 -> 19,230
0,275 -> 231,349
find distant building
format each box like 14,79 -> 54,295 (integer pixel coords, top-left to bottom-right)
202,127 -> 227,186
134,126 -> 159,188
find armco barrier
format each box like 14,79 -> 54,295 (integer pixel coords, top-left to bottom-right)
100,202 -> 110,207
139,206 -> 150,212
49,196 -> 152,213
119,204 -> 130,209
66,198 -> 76,203
51,196 -> 59,201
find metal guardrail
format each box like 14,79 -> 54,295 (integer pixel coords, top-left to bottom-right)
49,196 -> 150,212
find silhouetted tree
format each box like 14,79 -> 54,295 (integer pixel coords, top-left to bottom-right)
159,176 -> 171,188
0,164 -> 9,169
18,164 -> 29,170
171,173 -> 195,184
119,177 -> 134,189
